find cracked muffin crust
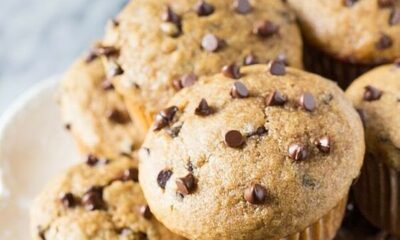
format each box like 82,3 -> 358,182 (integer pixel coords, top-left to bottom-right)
30,155 -> 185,240
59,55 -> 145,159
98,0 -> 303,131
139,64 -> 365,239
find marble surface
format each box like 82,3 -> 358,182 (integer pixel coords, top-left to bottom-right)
0,0 -> 128,114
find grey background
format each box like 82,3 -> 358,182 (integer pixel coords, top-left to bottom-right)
0,0 -> 128,114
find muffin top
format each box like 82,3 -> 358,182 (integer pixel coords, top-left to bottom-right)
59,56 -> 145,159
101,0 -> 303,118
30,155 -> 185,240
287,0 -> 400,64
346,62 -> 400,170
139,64 -> 365,240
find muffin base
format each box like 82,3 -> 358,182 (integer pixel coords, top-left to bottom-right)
303,43 -> 374,89
283,196 -> 347,240
353,153 -> 400,236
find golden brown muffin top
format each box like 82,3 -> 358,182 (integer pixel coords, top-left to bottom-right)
287,0 -> 400,64
30,155 -> 185,240
101,0 -> 303,118
139,65 -> 365,240
346,62 -> 400,169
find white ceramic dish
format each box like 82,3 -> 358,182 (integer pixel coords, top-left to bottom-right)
0,77 -> 80,239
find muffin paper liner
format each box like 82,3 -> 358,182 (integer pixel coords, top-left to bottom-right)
303,43 -> 373,89
283,196 -> 347,240
354,154 -> 400,236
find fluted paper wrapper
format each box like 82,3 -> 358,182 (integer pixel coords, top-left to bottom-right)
283,196 -> 347,240
303,43 -> 373,89
354,155 -> 400,236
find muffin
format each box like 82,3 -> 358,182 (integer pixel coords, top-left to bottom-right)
346,62 -> 400,236
287,0 -> 400,88
30,155 -> 185,240
59,55 -> 145,159
139,64 -> 365,239
97,0 -> 303,131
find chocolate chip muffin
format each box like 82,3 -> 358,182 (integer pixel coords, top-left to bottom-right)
59,55 -> 145,159
139,64 -> 365,239
99,0 -> 303,132
30,155 -> 185,240
287,0 -> 400,88
346,62 -> 400,236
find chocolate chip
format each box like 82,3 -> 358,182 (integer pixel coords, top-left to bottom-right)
157,169 -> 173,189
181,74 -> 198,88
255,126 -> 268,135
82,186 -> 105,211
378,0 -> 395,8
222,64 -> 241,79
299,92 -> 316,112
343,0 -> 358,7
94,46 -> 119,58
202,34 -> 222,52
176,174 -> 196,195
288,143 -> 308,161
101,79 -> 114,91
265,91 -> 287,106
225,130 -> 245,148
153,106 -> 179,131
231,81 -> 249,98
60,192 -> 77,208
139,205 -> 152,219
244,183 -> 267,204
162,6 -> 181,25
243,53 -> 258,65
107,61 -> 124,77
234,0 -> 252,14
390,8 -> 400,25
64,123 -> 71,130
107,109 -> 131,124
86,154 -> 99,166
269,60 -> 286,76
315,136 -> 331,153
363,85 -> 382,101
121,168 -> 139,182
85,51 -> 98,63
167,124 -> 182,138
195,98 -> 213,116
376,34 -> 393,50
111,19 -> 119,27
253,20 -> 279,38
194,0 -> 214,16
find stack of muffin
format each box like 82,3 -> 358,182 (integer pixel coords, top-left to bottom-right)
30,0 -> 400,239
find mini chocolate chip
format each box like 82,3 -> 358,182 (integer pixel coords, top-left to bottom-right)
86,154 -> 99,166
107,109 -> 131,124
255,126 -> 268,135
82,186 -> 105,211
265,91 -> 287,106
234,0 -> 252,14
187,161 -> 194,172
162,6 -> 181,25
167,124 -> 182,138
231,81 -> 249,98
202,34 -> 222,52
364,85 -> 382,101
269,60 -> 286,76
315,136 -> 331,153
288,143 -> 308,161
253,20 -> 279,38
60,192 -> 77,208
108,61 -> 124,77
172,77 -> 183,90
157,169 -> 173,189
181,74 -> 198,88
343,0 -> 358,7
64,123 -> 71,130
390,8 -> 400,25
225,130 -> 245,148
222,64 -> 241,79
378,0 -> 395,8
121,168 -> 139,182
176,174 -> 196,195
243,53 -> 258,65
299,92 -> 316,112
376,34 -> 393,50
195,98 -> 213,116
194,0 -> 214,16
153,106 -> 179,131
139,205 -> 152,219
101,79 -> 114,91
244,183 -> 267,204
111,19 -> 119,27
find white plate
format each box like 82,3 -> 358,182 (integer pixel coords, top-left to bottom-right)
0,77 -> 80,239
